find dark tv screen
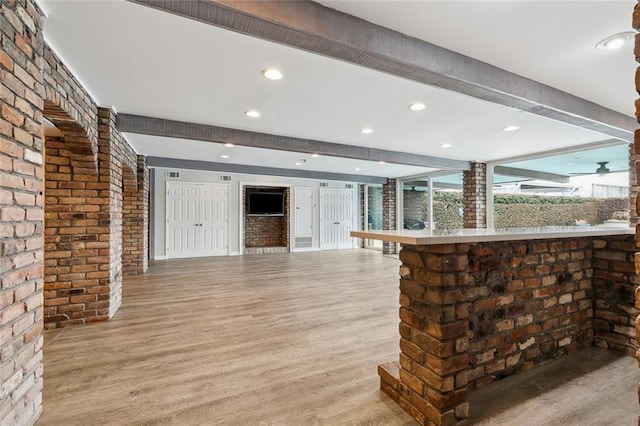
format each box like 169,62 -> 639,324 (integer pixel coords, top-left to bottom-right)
248,192 -> 284,215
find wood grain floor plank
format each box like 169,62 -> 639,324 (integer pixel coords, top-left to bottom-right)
37,250 -> 414,425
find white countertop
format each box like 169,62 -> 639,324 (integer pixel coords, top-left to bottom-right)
350,226 -> 634,245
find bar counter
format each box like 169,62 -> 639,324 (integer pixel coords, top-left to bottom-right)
351,226 -> 637,426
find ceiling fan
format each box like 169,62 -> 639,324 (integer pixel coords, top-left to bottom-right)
569,161 -> 624,176
595,161 -> 610,175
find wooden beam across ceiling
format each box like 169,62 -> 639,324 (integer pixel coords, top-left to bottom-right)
117,114 -> 471,170
127,0 -> 635,142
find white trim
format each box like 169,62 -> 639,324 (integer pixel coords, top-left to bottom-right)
486,164 -> 494,229
154,255 -> 167,260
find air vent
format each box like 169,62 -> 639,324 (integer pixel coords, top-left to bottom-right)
219,175 -> 232,182
295,237 -> 313,249
345,184 -> 354,189
319,182 -> 328,187
165,171 -> 180,179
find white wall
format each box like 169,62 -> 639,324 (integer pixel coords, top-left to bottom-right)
152,167 -> 359,259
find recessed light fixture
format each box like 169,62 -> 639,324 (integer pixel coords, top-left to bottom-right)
354,168 -> 361,171
245,110 -> 261,118
294,159 -> 306,166
311,153 -> 320,158
503,125 -> 520,132
224,143 -> 234,147
220,155 -> 230,159
440,143 -> 452,148
361,128 -> 373,134
409,102 -> 426,111
262,68 -> 283,80
566,162 -> 574,165
378,161 -> 386,165
596,32 -> 635,50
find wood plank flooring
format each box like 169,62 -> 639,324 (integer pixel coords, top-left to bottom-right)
37,250 -> 414,425
37,249 -> 639,425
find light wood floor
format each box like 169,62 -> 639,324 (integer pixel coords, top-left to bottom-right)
37,250 -> 414,425
37,249 -> 639,425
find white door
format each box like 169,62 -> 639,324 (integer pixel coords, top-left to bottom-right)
320,188 -> 354,250
200,184 -> 229,256
167,182 -> 229,258
294,187 -> 314,250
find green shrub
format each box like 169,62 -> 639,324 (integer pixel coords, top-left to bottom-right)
411,191 -> 628,230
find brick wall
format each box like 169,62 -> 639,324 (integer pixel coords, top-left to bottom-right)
629,142 -> 639,227
43,135 -> 111,327
463,162 -> 487,228
0,1 -> 45,424
382,234 -> 638,425
466,239 -> 593,390
382,179 -> 397,254
593,236 -> 639,355
122,156 -> 149,275
244,187 -> 290,251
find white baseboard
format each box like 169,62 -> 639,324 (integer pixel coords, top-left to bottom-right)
153,255 -> 167,260
229,251 -> 241,256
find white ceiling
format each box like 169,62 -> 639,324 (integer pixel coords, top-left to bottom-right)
39,0 -> 634,180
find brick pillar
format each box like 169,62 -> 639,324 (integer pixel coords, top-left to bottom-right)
379,244 -> 470,425
123,155 -> 149,275
383,179 -> 397,254
462,162 -> 487,229
0,1 -> 45,424
97,108 -> 123,316
633,4 -> 640,422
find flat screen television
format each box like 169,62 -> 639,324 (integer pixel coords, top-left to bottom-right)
248,192 -> 285,216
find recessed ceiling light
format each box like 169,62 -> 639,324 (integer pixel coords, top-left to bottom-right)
245,110 -> 261,118
596,32 -> 634,50
311,153 -> 320,158
220,155 -> 230,159
262,68 -> 283,80
354,168 -> 361,171
440,143 -> 452,148
566,162 -> 574,165
361,128 -> 373,134
224,143 -> 234,147
294,162 -> 302,166
503,125 -> 520,132
409,102 -> 426,111
378,161 -> 386,165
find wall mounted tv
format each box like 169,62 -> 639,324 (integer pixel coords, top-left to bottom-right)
248,192 -> 285,216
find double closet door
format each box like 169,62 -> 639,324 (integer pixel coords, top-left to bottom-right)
319,188 -> 354,250
166,182 -> 229,258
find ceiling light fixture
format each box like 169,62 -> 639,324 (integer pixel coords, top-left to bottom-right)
311,153 -> 320,158
409,102 -> 426,111
224,143 -> 234,147
440,143 -> 452,148
361,128 -> 373,134
295,159 -> 306,166
378,161 -> 386,165
262,68 -> 283,80
503,125 -> 520,132
245,110 -> 261,118
596,32 -> 634,50
354,168 -> 361,171
220,155 -> 230,159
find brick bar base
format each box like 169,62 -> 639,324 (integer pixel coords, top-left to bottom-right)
380,235 -> 638,425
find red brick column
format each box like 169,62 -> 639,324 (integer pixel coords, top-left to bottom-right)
0,1 -> 45,424
462,162 -> 487,229
382,179 -> 397,254
380,243 -> 470,425
122,155 -> 149,275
